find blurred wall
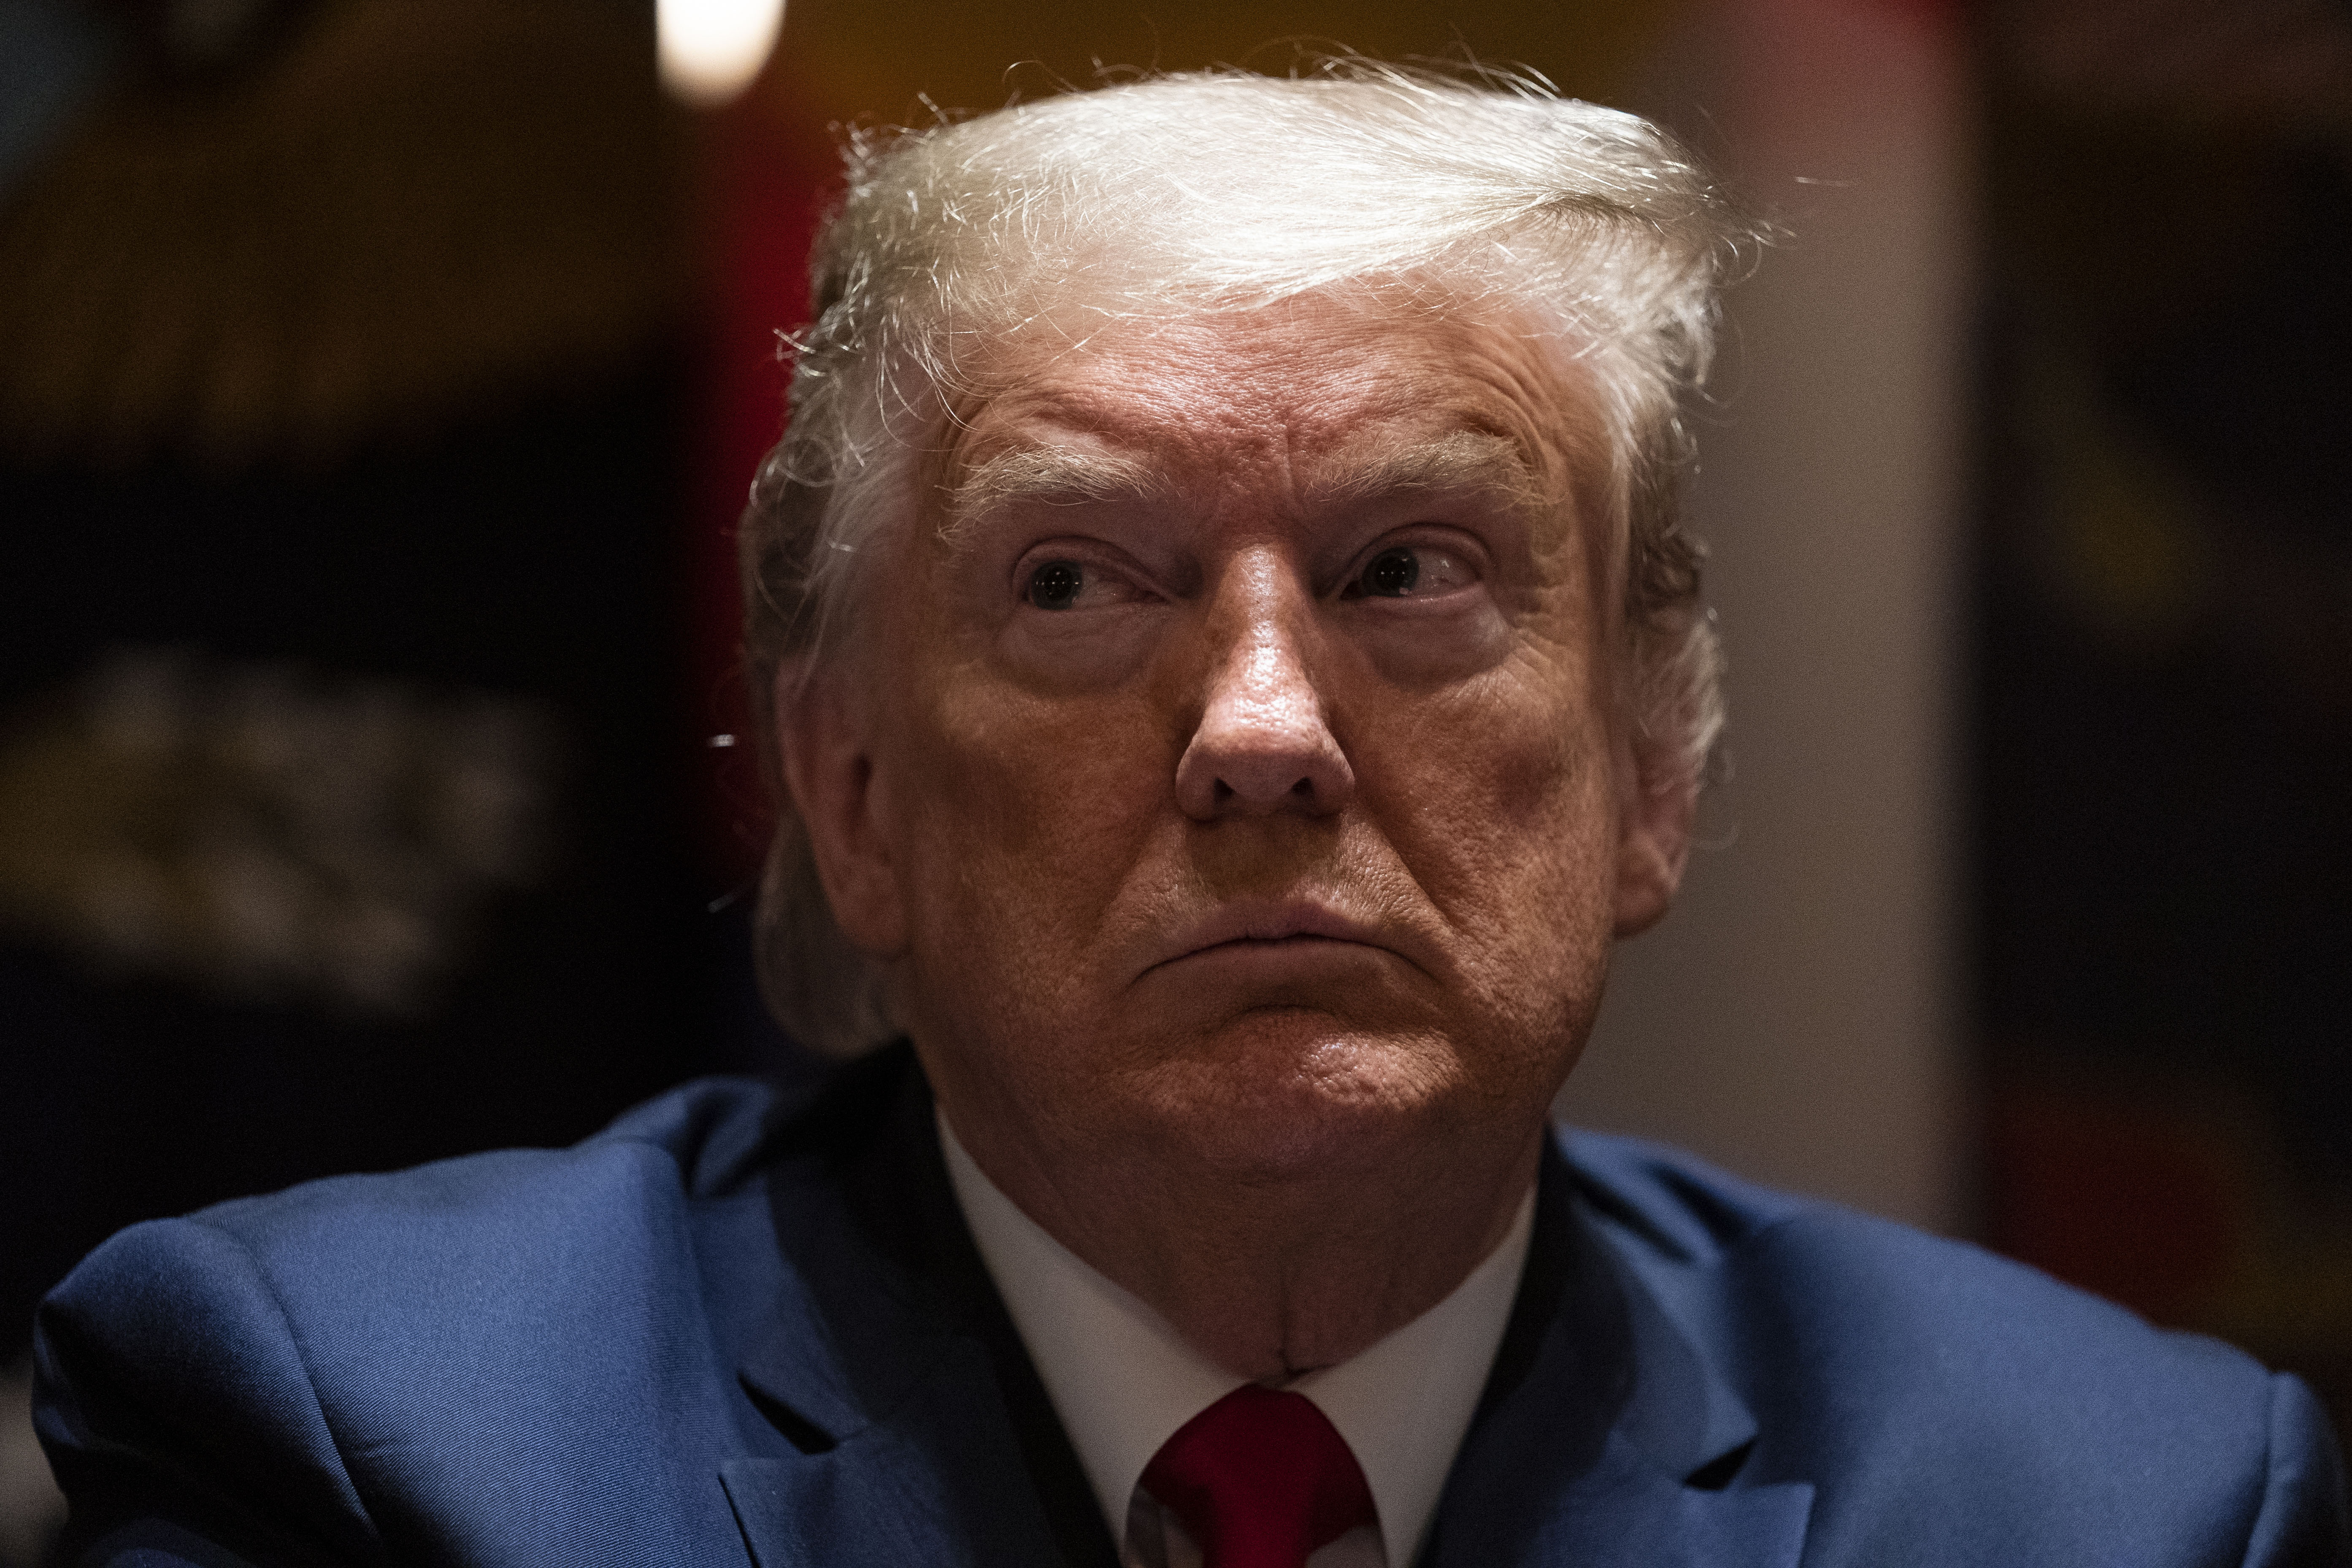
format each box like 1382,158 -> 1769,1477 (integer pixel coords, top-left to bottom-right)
771,0 -> 1669,122
1557,0 -> 1974,1233
1967,0 -> 2352,1434
0,0 -> 751,1370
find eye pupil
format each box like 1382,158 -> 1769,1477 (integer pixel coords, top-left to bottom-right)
1365,548 -> 1419,597
1029,560 -> 1084,609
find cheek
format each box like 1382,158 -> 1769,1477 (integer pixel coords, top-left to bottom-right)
1367,649 -> 1622,1028
884,672 -> 1172,1009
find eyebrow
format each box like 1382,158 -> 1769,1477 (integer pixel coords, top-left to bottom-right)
1307,431 -> 1549,514
941,447 -> 1172,543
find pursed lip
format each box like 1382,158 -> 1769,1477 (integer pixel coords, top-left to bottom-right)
1139,899 -> 1402,980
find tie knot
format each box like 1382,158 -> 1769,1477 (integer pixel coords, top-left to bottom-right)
1140,1384 -> 1378,1568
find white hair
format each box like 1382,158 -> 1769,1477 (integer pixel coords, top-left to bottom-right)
740,62 -> 1763,1056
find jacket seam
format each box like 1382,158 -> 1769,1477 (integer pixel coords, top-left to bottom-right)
184,1214 -> 390,1558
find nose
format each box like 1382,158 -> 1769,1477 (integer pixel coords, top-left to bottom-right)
1173,556 -> 1355,821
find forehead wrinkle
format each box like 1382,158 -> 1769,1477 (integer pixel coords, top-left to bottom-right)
940,374 -> 1292,552
937,303 -> 1589,552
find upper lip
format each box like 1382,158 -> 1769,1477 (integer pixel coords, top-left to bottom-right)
1141,899 -> 1397,977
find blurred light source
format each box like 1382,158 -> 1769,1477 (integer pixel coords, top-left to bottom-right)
658,0 -> 784,107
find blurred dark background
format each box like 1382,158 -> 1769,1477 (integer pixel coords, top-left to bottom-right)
1974,0 -> 2352,1442
1,0 -> 2347,1557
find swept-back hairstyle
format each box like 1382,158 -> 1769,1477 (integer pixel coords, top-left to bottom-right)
739,62 -> 1762,1056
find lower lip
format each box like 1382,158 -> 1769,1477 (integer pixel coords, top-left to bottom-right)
1154,935 -> 1390,979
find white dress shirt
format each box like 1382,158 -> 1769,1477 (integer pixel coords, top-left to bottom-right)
939,1113 -> 1534,1568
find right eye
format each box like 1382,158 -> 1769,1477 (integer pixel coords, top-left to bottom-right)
1358,546 -> 1420,597
1026,560 -> 1086,610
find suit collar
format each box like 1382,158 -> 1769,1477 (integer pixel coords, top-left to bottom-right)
1424,1135 -> 1812,1566
730,1046 -> 1118,1568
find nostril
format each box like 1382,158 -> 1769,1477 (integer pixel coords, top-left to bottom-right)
1205,773 -> 1318,811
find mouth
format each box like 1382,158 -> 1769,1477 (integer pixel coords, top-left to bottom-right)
1143,901 -> 1398,979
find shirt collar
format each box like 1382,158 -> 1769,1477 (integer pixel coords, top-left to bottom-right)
939,1110 -> 1534,1568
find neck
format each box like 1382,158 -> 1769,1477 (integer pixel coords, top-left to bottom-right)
938,1093 -> 1545,1383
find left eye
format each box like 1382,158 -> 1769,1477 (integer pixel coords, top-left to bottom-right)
1349,545 -> 1471,599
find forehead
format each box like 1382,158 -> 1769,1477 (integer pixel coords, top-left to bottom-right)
939,297 -> 1591,514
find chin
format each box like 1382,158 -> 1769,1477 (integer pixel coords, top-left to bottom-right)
1132,1009 -> 1465,1180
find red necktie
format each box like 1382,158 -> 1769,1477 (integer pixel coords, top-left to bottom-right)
1139,1384 -> 1379,1568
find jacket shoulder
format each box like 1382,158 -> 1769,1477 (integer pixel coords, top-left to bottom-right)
43,1073 -> 795,1392
1558,1126 -> 2349,1565
35,1076 -> 798,1566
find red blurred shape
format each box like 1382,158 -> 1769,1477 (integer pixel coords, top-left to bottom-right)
1985,1080 -> 2244,1325
682,63 -> 839,890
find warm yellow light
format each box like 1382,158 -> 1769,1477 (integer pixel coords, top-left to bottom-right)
657,0 -> 785,108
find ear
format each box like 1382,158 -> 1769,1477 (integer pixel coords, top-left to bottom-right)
772,662 -> 908,957
1612,729 -> 1696,938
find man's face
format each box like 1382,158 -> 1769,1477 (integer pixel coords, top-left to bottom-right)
789,293 -> 1683,1195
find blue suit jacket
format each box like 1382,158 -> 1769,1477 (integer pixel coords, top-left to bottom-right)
35,1045 -> 2351,1566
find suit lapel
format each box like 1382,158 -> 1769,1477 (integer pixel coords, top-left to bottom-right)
721,1338 -> 1072,1568
1424,1139 -> 1814,1568
725,1048 -> 1120,1568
